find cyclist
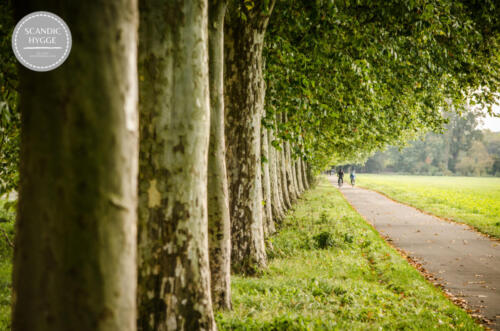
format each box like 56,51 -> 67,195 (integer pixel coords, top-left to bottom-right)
350,170 -> 356,187
337,168 -> 344,187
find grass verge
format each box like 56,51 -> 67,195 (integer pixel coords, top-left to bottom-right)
358,174 -> 500,239
216,178 -> 480,330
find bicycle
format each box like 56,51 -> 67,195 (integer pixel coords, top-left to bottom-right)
338,177 -> 343,187
350,177 -> 355,187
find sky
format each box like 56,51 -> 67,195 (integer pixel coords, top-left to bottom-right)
478,104 -> 500,132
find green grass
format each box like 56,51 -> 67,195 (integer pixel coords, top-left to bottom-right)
216,178 -> 479,330
0,181 -> 483,330
0,199 -> 14,331
358,174 -> 500,238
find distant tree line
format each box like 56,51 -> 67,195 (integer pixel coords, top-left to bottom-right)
361,110 -> 500,176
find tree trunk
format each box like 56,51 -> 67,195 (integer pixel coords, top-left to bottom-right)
261,127 -> 275,236
224,1 -> 275,274
296,156 -> 305,194
285,140 -> 298,202
12,1 -> 139,330
268,129 -> 285,222
306,162 -> 315,187
291,147 -> 301,197
279,142 -> 292,210
301,158 -> 310,190
293,159 -> 301,196
276,134 -> 287,216
207,0 -> 231,311
137,1 -> 216,330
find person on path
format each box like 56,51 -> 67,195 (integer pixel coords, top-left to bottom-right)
350,170 -> 356,186
337,168 -> 344,186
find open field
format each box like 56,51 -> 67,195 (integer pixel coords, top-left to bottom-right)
216,178 -> 479,330
357,174 -> 500,239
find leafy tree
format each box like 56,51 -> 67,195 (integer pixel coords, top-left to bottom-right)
484,130 -> 500,175
456,140 -> 494,176
445,109 -> 483,172
483,130 -> 500,156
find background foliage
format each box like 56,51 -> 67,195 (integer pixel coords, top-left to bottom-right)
0,0 -> 19,194
361,110 -> 500,176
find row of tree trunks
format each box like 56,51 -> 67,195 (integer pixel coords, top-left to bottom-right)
137,1 -> 216,330
263,129 -> 312,235
12,0 -> 314,329
263,111 -> 312,228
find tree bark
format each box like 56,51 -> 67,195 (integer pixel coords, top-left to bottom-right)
292,159 -> 301,196
279,142 -> 292,210
291,147 -> 301,197
306,162 -> 315,187
301,158 -> 310,190
207,0 -> 231,311
261,127 -> 275,236
268,129 -> 285,222
280,112 -> 297,203
224,1 -> 275,274
13,1 -> 139,330
285,140 -> 298,202
137,1 -> 216,330
296,156 -> 305,194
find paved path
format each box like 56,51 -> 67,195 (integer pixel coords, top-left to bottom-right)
330,178 -> 500,329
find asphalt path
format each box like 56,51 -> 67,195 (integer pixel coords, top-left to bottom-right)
330,178 -> 500,329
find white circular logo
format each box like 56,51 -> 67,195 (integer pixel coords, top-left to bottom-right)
12,11 -> 72,72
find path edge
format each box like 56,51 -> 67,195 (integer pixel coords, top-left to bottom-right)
356,184 -> 500,244
325,177 -> 494,329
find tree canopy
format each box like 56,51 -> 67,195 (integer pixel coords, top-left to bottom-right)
265,0 -> 500,170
